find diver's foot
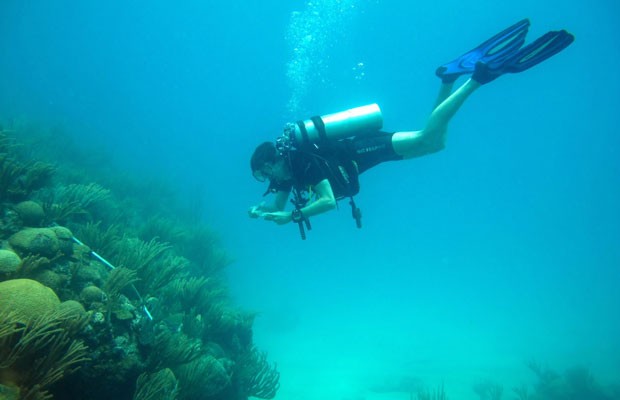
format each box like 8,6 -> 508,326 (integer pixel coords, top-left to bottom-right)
435,66 -> 460,84
471,29 -> 575,85
435,19 -> 530,83
472,61 -> 501,84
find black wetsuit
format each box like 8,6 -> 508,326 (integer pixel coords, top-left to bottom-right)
268,131 -> 402,199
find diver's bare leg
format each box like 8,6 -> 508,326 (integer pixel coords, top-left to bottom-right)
433,81 -> 455,109
392,78 -> 480,158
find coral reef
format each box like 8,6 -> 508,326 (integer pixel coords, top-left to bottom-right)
0,278 -> 60,321
0,124 -> 279,400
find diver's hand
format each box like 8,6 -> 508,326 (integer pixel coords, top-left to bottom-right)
248,204 -> 264,218
262,211 -> 292,225
248,205 -> 264,218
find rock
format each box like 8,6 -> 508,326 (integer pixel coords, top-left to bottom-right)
8,228 -> 59,257
0,279 -> 60,322
13,201 -> 45,226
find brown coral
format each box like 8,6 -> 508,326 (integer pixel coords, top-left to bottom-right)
33,269 -> 63,292
49,226 -> 74,255
13,201 -> 45,227
0,279 -> 60,323
0,249 -> 21,277
8,228 -> 60,257
80,285 -> 106,307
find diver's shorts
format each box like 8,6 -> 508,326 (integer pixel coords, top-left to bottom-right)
352,131 -> 403,174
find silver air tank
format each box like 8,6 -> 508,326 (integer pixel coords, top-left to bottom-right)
287,104 -> 383,146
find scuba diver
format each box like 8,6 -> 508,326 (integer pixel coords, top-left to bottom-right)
249,19 -> 574,239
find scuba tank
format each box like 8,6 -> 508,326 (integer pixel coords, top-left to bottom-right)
276,105 -> 377,239
283,103 -> 383,147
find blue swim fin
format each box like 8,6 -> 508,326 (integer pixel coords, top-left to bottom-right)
472,29 -> 575,84
436,19 -> 531,83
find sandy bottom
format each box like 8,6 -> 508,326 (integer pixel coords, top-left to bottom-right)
253,315 -> 533,400
261,342 -> 527,400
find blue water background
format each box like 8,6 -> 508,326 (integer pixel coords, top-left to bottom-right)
1,1 -> 619,398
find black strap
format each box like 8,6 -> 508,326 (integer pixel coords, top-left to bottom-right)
296,120 -> 309,145
350,197 -> 362,229
311,116 -> 328,142
291,188 -> 311,240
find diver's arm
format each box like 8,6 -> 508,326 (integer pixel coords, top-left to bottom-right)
299,179 -> 336,218
262,179 -> 336,225
248,190 -> 290,218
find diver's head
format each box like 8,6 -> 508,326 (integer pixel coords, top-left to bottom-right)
251,142 -> 290,182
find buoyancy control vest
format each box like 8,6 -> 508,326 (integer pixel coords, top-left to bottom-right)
276,104 -> 383,239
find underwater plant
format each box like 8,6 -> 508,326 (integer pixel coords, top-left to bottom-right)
161,276 -> 227,315
133,368 -> 179,400
102,267 -> 139,320
234,346 -> 280,400
102,236 -> 190,295
0,308 -> 89,400
102,267 -> 138,300
0,129 -> 13,151
71,221 -> 123,257
175,225 -> 232,276
38,182 -> 112,225
148,329 -> 203,370
512,383 -> 531,400
174,355 -> 233,400
138,214 -> 188,245
1,130 -> 55,202
201,303 -> 255,354
0,151 -> 56,203
473,380 -> 503,400
509,360 -> 620,400
417,383 -> 449,400
108,237 -> 170,274
146,254 -> 190,294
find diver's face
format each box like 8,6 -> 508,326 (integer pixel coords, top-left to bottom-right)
253,160 -> 289,182
253,163 -> 274,182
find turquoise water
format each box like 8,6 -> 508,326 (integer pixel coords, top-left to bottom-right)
1,1 -> 619,399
